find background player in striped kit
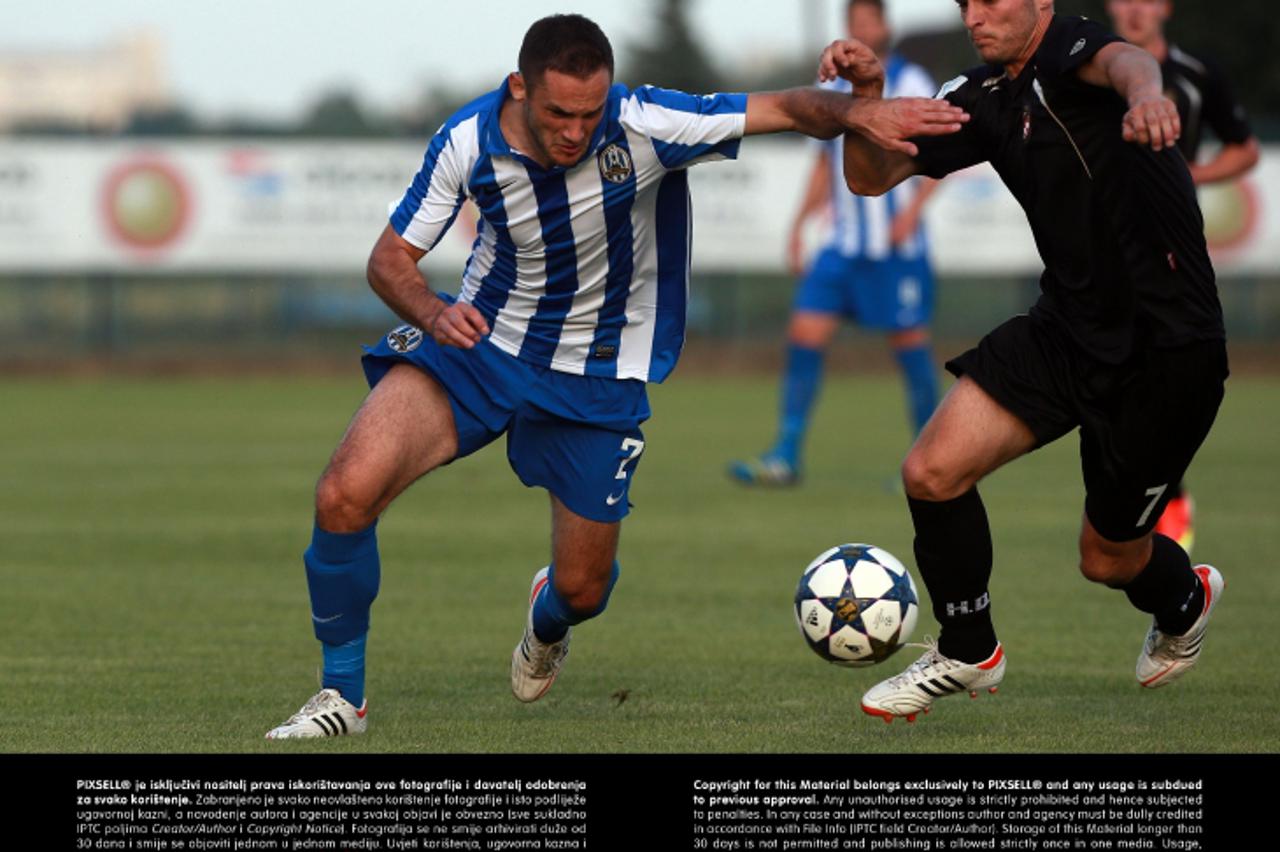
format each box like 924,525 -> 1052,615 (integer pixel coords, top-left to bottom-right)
264,13 -> 969,738
1106,0 -> 1261,554
730,0 -> 943,487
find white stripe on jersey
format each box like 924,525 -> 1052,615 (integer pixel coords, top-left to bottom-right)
483,156 -> 546,359
548,157 -> 615,373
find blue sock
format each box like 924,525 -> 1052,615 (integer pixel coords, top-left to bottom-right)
532,561 -> 621,643
322,636 -> 367,708
894,343 -> 939,436
304,521 -> 380,707
773,344 -> 825,465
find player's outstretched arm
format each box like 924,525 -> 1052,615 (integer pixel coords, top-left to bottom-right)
367,225 -> 489,349
1077,42 -> 1181,152
744,88 -> 966,145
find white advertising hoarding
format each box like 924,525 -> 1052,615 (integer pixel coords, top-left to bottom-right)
0,138 -> 1274,276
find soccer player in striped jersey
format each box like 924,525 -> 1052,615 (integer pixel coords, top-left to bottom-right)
1106,0 -> 1261,554
730,0 -> 943,488
265,13 -> 969,738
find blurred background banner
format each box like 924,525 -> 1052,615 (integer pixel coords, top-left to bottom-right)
2,137 -> 1275,275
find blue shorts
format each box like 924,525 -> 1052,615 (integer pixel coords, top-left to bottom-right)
362,327 -> 649,523
793,247 -> 934,331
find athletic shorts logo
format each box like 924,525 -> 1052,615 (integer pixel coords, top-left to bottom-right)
386,325 -> 423,353
605,491 -> 625,506
597,144 -> 633,184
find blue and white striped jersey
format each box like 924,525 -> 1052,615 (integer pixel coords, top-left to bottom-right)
822,55 -> 936,261
391,79 -> 747,383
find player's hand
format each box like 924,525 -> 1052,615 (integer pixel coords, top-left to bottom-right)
426,298 -> 489,349
818,39 -> 885,98
846,98 -> 968,157
1122,94 -> 1181,151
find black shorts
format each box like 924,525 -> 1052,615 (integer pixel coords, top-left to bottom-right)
946,315 -> 1228,543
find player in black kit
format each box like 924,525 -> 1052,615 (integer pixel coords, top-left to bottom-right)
1106,0 -> 1260,554
819,0 -> 1228,722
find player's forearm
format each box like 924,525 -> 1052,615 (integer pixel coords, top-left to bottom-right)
366,237 -> 446,330
747,88 -> 856,139
842,131 -> 915,197
1189,138 -> 1260,185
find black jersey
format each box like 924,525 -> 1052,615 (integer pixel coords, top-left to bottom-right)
1162,44 -> 1253,162
912,15 -> 1225,364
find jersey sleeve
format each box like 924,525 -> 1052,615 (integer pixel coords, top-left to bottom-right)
1036,15 -> 1124,79
1200,55 -> 1254,145
910,73 -> 989,179
624,86 -> 749,169
389,121 -> 473,252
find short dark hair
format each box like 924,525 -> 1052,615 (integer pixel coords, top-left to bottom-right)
518,14 -> 614,87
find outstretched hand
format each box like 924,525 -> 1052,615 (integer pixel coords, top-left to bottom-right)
1122,93 -> 1181,151
847,98 -> 969,157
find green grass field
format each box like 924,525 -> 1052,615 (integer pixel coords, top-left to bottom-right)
2,370 -> 1277,753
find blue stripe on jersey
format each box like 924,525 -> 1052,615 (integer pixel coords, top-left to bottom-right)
648,171 -> 690,382
519,171 -> 579,367
391,129 -> 451,242
638,88 -> 746,116
467,157 -> 519,324
651,137 -> 744,170
586,136 -> 638,379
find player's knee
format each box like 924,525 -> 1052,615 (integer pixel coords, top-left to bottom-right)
1077,546 -> 1144,587
901,451 -> 968,502
555,560 -> 620,618
314,471 -> 378,533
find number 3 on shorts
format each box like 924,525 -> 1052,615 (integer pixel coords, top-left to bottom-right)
1136,483 -> 1168,527
615,438 -> 645,480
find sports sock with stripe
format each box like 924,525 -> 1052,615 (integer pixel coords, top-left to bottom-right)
1119,533 -> 1204,636
305,521 -> 380,707
907,489 -> 999,664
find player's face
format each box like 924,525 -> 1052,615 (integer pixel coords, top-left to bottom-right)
515,67 -> 612,168
1106,0 -> 1170,49
847,3 -> 890,56
956,0 -> 1047,67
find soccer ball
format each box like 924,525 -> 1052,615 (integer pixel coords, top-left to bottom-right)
794,543 -> 919,667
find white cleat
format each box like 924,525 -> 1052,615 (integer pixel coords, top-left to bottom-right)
511,567 -> 570,703
265,688 -> 367,739
860,639 -> 1005,723
1137,564 -> 1224,689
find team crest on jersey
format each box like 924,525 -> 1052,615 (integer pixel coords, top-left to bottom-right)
386,325 -> 423,353
597,143 -> 633,184
1070,38 -> 1087,57
1022,108 -> 1032,140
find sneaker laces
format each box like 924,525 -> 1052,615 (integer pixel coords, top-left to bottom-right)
887,636 -> 959,689
522,631 -> 568,677
286,689 -> 340,724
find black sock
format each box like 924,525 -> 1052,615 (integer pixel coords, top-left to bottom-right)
1121,534 -> 1204,635
908,489 -> 998,663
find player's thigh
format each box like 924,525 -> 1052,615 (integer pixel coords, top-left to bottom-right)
1079,340 -> 1227,543
319,363 -> 459,524
902,376 -> 1037,500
